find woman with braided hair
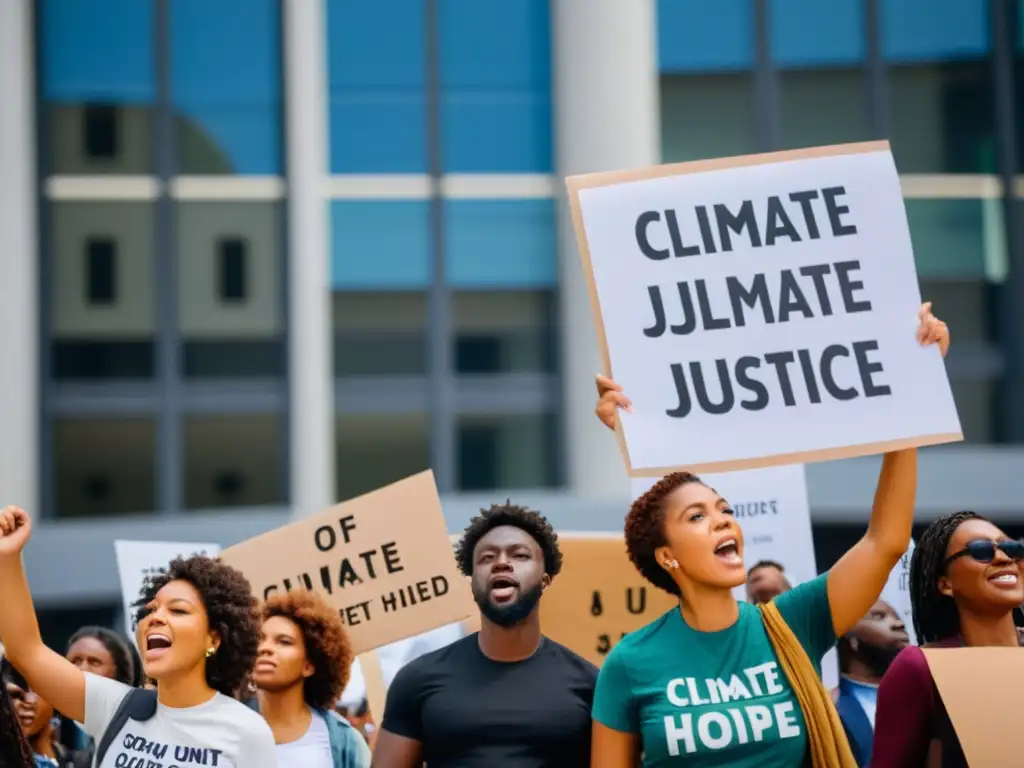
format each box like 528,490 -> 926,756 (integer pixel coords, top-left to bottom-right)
870,511 -> 1024,767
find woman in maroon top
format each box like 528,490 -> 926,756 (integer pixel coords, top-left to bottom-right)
871,511 -> 1024,766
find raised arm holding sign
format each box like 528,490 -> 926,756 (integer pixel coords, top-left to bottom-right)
588,302 -> 950,768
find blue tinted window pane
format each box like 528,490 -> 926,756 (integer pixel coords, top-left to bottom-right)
439,0 -> 552,173
331,202 -> 430,288
41,0 -> 155,101
658,0 -> 753,71
889,62 -> 993,173
170,0 -> 282,174
882,0 -> 988,62
444,200 -> 557,288
771,0 -> 864,67
327,0 -> 427,173
905,199 -> 1002,281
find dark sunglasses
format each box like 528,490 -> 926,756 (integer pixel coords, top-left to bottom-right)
945,538 -> 1024,566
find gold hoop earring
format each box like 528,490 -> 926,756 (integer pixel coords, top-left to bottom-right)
205,647 -> 216,658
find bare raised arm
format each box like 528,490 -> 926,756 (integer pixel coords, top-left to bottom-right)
594,304 -> 949,640
0,506 -> 87,722
370,729 -> 424,768
826,303 -> 948,636
591,722 -> 641,768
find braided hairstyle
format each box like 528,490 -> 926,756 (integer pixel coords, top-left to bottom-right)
0,659 -> 35,768
909,510 -> 983,644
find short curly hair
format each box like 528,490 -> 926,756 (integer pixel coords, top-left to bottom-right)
455,502 -> 562,579
625,471 -> 707,596
261,590 -> 353,710
132,555 -> 259,698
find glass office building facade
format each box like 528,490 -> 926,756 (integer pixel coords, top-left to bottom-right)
2,0 -> 1024,628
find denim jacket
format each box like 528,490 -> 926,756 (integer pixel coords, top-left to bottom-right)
315,708 -> 372,768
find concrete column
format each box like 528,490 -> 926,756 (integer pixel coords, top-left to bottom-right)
0,0 -> 39,517
552,0 -> 660,497
284,0 -> 335,517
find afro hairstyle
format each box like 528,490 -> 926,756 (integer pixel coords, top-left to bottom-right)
261,590 -> 353,710
132,555 -> 260,698
455,501 -> 562,579
625,471 -> 707,596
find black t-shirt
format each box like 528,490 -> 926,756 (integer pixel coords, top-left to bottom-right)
381,633 -> 598,767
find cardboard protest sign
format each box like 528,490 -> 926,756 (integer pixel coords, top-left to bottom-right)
358,649 -> 387,724
539,534 -> 677,666
922,648 -> 1024,767
114,540 -> 221,644
567,141 -> 962,476
221,471 -> 474,654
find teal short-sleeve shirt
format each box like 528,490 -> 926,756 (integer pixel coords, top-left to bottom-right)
592,573 -> 835,767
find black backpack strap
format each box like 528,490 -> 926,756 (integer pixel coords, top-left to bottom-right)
94,688 -> 158,765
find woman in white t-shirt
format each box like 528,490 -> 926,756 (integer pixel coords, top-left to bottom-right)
0,506 -> 276,768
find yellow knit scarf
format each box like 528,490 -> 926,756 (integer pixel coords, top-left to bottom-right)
759,602 -> 858,768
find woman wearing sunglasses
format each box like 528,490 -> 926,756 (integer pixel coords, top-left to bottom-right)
870,511 -> 1024,767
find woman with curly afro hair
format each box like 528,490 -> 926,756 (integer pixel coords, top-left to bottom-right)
252,589 -> 370,768
587,303 -> 949,768
870,511 -> 1023,767
0,507 -> 276,768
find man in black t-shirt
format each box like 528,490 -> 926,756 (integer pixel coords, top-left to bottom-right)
371,503 -> 598,768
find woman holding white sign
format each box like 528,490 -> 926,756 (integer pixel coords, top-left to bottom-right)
589,304 -> 947,767
0,508 -> 277,768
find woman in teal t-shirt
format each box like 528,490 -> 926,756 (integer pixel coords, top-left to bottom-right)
589,302 -> 949,768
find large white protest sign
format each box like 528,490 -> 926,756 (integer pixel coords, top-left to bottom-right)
114,540 -> 221,643
569,141 -> 962,476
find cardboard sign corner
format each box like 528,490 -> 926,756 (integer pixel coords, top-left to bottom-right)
922,647 -> 1024,766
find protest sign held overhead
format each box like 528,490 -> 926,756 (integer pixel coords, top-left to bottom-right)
221,471 -> 474,655
567,141 -> 962,476
539,534 -> 677,666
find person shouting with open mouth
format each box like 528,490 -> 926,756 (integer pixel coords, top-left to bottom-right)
588,302 -> 948,768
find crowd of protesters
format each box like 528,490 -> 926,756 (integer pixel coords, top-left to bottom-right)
0,303 -> 1020,768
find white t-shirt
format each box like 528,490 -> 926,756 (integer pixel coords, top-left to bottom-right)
83,672 -> 277,768
275,709 -> 333,768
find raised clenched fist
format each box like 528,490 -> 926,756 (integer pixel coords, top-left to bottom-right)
0,506 -> 31,558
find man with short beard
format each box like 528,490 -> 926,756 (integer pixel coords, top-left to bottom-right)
252,590 -> 370,768
371,503 -> 597,768
834,599 -> 909,767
